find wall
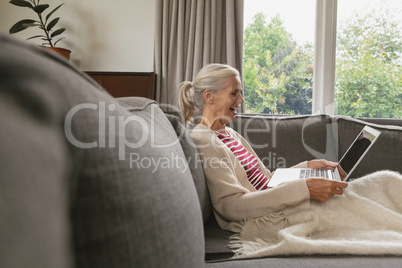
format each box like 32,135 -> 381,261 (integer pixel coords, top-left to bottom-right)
0,0 -> 155,71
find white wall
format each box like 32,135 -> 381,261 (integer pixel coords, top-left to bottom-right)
0,0 -> 155,71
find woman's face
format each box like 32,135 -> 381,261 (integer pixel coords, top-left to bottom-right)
209,75 -> 244,123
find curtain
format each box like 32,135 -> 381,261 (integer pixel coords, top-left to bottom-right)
154,0 -> 244,109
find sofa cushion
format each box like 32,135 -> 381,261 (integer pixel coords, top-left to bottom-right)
0,36 -> 74,268
0,53 -> 72,268
0,34 -> 204,268
204,217 -> 235,261
232,114 -> 337,170
205,256 -> 402,267
163,113 -> 212,224
335,116 -> 402,179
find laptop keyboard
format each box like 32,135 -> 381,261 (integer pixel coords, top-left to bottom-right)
299,169 -> 329,179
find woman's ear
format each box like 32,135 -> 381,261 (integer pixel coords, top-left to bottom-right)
204,89 -> 214,105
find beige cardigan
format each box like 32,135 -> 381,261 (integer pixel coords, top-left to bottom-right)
190,124 -> 310,231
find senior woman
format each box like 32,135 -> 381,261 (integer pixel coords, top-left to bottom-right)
179,63 -> 348,232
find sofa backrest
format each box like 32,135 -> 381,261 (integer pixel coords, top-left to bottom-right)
232,114 -> 402,178
232,114 -> 338,170
335,116 -> 402,179
358,117 -> 402,127
0,34 -> 204,268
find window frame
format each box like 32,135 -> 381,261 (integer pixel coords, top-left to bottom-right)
312,0 -> 338,115
244,0 -> 399,117
242,0 -> 339,115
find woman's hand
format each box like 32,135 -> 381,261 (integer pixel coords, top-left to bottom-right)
307,159 -> 347,181
306,178 -> 348,202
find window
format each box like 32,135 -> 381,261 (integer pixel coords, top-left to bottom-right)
243,0 -> 316,114
335,0 -> 402,118
244,0 -> 402,118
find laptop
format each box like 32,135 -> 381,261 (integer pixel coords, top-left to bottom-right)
267,125 -> 381,187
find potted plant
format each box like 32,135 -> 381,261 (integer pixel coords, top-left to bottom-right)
8,0 -> 71,60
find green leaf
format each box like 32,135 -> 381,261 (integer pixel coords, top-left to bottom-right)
51,28 -> 65,38
9,0 -> 33,8
9,19 -> 37,34
54,37 -> 65,46
46,17 -> 59,31
46,3 -> 64,22
33,4 -> 49,14
26,35 -> 46,41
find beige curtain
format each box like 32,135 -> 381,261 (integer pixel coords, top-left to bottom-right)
154,0 -> 244,109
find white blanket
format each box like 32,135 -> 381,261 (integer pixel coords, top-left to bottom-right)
229,171 -> 402,258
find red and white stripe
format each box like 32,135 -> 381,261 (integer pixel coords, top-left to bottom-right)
216,131 -> 270,190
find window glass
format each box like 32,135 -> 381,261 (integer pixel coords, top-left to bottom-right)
243,0 -> 316,114
335,0 -> 402,118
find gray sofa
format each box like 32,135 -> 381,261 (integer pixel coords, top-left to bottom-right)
1,34 -> 402,268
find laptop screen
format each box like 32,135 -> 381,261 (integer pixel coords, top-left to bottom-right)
339,126 -> 380,174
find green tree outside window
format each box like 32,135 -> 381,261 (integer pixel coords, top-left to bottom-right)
335,6 -> 402,118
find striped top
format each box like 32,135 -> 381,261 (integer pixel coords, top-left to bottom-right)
215,130 -> 270,191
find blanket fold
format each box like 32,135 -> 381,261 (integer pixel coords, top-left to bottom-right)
229,171 -> 402,258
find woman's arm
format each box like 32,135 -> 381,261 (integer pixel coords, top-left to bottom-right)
193,134 -> 310,221
213,178 -> 310,222
191,126 -> 346,223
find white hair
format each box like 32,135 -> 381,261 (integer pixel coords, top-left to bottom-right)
178,63 -> 240,125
